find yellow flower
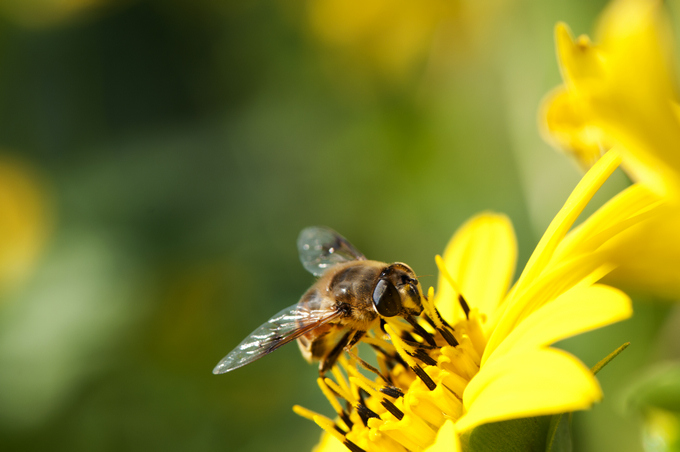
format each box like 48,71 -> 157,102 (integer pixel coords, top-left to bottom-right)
305,0 -> 513,83
541,0 -> 680,198
298,150 -> 640,451
539,0 -> 680,298
0,157 -> 51,296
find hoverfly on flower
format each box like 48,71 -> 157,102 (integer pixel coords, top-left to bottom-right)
213,226 -> 435,375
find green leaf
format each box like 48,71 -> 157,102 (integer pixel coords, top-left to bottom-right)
545,413 -> 572,452
460,413 -> 572,452
460,416 -> 552,452
462,343 -> 630,452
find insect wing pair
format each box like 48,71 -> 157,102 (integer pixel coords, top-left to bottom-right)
212,227 -> 366,374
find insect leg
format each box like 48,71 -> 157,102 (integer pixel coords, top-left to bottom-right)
319,331 -> 353,375
346,330 -> 366,350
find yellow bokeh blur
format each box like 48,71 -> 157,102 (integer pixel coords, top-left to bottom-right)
0,156 -> 50,295
0,0 -> 112,28
306,0 -> 512,83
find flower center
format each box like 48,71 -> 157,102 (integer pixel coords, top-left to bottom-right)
295,287 -> 486,452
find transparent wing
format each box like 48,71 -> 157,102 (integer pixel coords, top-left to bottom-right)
298,226 -> 366,277
212,303 -> 343,374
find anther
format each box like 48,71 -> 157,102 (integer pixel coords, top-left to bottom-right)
411,364 -> 437,391
433,306 -> 454,329
458,294 -> 470,319
343,439 -> 367,452
356,404 -> 380,426
340,412 -> 353,431
379,386 -> 404,398
379,318 -> 388,334
409,349 -> 437,367
380,399 -> 405,420
423,315 -> 438,330
405,315 -> 437,347
437,327 -> 459,347
369,344 -> 408,369
401,337 -> 436,350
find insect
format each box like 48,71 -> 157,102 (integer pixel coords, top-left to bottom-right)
213,226 -> 425,375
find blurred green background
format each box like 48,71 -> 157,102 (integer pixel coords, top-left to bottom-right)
0,0 -> 677,451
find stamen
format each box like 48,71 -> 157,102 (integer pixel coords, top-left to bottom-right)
423,314 -> 438,330
294,405 -> 351,437
383,324 -> 418,368
356,403 -> 380,426
435,255 -> 470,319
400,330 -> 419,344
343,440 -> 367,452
385,322 -> 438,389
324,377 -> 354,404
292,405 -> 331,423
312,414 -> 363,452
401,337 -> 436,350
405,315 -> 437,347
380,399 -> 405,420
412,364 -> 437,391
379,386 -> 404,398
441,382 -> 463,402
458,294 -> 471,319
347,371 -> 382,399
409,348 -> 437,366
422,286 -> 444,329
434,305 -> 455,330
437,326 -> 459,347
331,365 -> 351,397
317,378 -> 353,431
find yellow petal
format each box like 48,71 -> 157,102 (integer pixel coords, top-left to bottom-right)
311,431 -> 347,452
584,0 -> 680,197
554,183 -> 660,262
484,251 -> 610,364
539,85 -> 610,170
434,213 -> 516,325
597,0 -> 676,110
424,420 -> 460,452
603,202 -> 680,298
510,148 -> 620,301
488,284 -> 631,361
554,22 -> 604,93
556,182 -> 680,299
484,150 -> 621,360
457,348 -> 602,432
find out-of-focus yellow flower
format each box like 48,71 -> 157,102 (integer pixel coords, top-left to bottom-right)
642,408 -> 680,451
0,0 -> 111,28
306,0 -> 511,83
541,0 -> 680,198
541,85 -> 611,171
540,0 -> 680,298
299,150 -> 641,451
0,157 -> 50,295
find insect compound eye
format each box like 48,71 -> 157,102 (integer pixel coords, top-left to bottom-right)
372,279 -> 402,317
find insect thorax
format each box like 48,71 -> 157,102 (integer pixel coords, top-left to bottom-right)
328,261 -> 384,324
